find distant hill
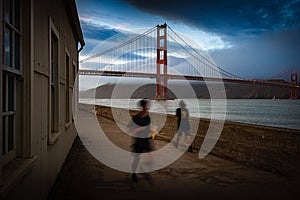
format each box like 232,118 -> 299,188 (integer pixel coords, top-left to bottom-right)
80,80 -> 296,99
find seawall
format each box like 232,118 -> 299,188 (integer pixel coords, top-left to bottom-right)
79,103 -> 300,175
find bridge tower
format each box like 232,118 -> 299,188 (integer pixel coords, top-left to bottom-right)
290,72 -> 298,99
156,23 -> 168,99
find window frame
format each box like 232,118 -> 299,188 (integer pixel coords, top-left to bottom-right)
1,0 -> 21,167
71,60 -> 76,87
2,74 -> 17,166
71,60 -> 77,122
65,48 -> 71,129
48,17 -> 60,145
0,0 -> 3,182
3,0 -> 22,73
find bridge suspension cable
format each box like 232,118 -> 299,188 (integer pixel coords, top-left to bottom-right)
78,23 -> 299,99
79,23 -> 242,80
79,26 -> 157,63
167,25 -> 242,79
271,71 -> 288,80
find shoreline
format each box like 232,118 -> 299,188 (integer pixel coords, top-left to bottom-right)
79,99 -> 300,131
79,103 -> 300,175
81,99 -> 300,130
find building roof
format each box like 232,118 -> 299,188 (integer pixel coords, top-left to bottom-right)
65,0 -> 85,49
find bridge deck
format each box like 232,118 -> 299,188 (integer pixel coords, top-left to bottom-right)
79,70 -> 299,89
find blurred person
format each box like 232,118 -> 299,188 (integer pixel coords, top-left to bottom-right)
174,100 -> 193,153
128,98 -> 153,184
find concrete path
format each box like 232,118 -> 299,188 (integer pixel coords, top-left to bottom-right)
48,111 -> 299,200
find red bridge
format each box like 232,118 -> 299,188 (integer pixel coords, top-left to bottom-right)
79,24 -> 299,99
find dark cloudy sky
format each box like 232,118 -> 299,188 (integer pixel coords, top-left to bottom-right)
76,0 -> 300,79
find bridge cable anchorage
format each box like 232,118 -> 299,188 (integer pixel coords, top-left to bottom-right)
79,26 -> 157,63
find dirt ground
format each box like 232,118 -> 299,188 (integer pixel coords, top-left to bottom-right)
47,114 -> 300,200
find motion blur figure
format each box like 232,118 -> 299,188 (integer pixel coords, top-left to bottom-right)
174,100 -> 193,152
128,99 -> 153,184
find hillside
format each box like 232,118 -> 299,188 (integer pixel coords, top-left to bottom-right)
80,80 -> 296,99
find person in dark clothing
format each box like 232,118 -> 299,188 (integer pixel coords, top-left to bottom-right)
128,99 -> 153,183
174,100 -> 193,152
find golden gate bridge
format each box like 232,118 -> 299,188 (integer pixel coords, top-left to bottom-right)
79,23 -> 299,99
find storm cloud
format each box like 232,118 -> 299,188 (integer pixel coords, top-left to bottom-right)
122,0 -> 300,78
77,0 -> 300,79
211,28 -> 300,79
123,0 -> 300,38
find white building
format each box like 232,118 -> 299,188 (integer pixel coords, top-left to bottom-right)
0,0 -> 85,199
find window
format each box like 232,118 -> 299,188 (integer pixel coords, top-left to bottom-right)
50,31 -> 58,132
71,61 -> 77,122
65,51 -> 70,125
72,62 -> 76,86
49,18 -> 60,144
1,0 -> 21,165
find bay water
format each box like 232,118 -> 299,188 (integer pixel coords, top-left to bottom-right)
80,98 -> 300,130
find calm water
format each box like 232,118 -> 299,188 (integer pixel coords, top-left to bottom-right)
80,98 -> 300,130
